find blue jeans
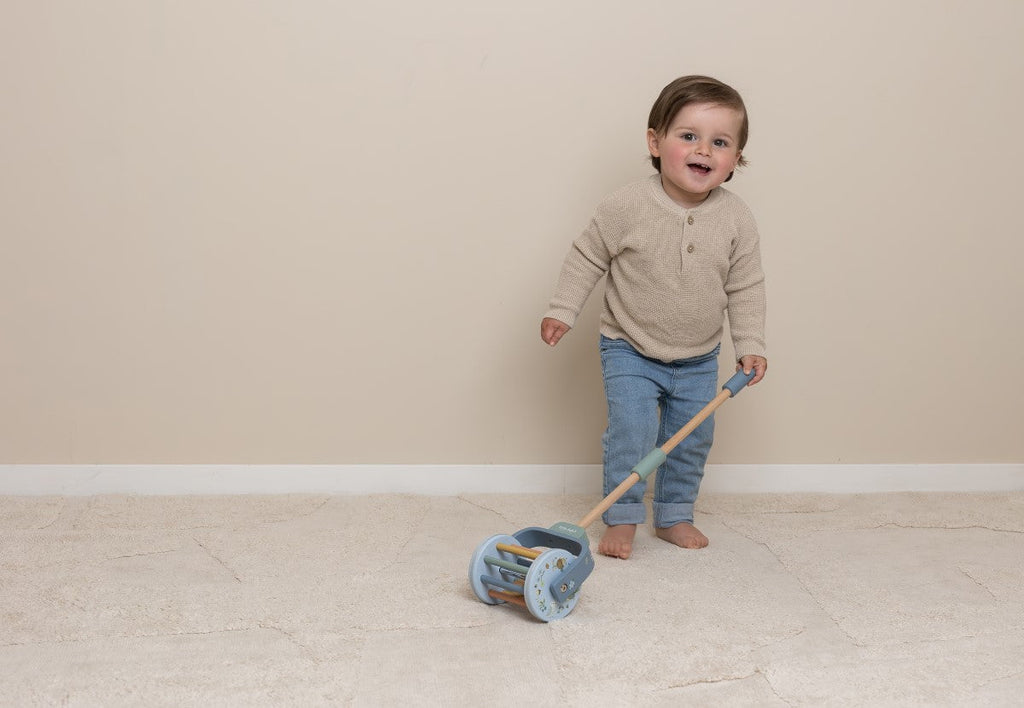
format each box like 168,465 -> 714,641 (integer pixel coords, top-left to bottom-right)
599,335 -> 719,528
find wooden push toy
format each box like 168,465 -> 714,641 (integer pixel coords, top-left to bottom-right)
469,369 -> 756,621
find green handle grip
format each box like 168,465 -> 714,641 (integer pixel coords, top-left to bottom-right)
632,449 -> 667,482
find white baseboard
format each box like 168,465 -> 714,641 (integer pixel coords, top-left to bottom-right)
0,464 -> 1021,496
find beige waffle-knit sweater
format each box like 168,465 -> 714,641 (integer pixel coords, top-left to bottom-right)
545,175 -> 766,363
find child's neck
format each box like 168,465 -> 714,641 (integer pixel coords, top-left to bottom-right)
659,176 -> 711,209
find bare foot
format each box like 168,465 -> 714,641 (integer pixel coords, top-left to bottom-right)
599,524 -> 636,559
655,522 -> 708,549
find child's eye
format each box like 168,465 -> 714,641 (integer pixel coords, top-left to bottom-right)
681,133 -> 697,142
713,138 -> 729,148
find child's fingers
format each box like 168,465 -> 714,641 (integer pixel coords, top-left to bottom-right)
547,325 -> 567,346
737,356 -> 767,385
540,318 -> 570,346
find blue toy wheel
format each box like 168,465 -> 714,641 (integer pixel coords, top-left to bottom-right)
468,534 -> 522,604
523,548 -> 580,621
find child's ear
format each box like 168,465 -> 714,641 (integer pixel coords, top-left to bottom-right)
724,151 -> 742,181
646,128 -> 661,158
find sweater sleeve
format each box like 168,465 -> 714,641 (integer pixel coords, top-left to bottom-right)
544,214 -> 613,327
724,205 -> 767,360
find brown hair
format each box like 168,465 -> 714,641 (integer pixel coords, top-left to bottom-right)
648,75 -> 749,179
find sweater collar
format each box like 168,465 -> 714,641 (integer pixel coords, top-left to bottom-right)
647,173 -> 725,214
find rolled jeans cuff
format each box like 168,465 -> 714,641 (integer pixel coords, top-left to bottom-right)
602,501 -> 646,526
653,501 -> 695,528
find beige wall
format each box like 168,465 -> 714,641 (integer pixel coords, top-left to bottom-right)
2,1 -> 1022,466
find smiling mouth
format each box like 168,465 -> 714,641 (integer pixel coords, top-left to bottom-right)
688,163 -> 712,174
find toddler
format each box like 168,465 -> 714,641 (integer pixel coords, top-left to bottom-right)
541,75 -> 767,559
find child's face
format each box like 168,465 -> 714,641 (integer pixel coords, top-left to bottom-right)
647,102 -> 745,208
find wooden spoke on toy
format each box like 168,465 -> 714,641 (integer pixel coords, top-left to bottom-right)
494,543 -> 542,560
483,556 -> 531,576
488,590 -> 527,608
468,534 -> 522,604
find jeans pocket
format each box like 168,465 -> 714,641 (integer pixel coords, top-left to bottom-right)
599,335 -> 637,371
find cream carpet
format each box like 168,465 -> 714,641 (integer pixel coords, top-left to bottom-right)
2,492 -> 1023,706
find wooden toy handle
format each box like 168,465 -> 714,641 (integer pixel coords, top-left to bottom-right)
577,369 -> 755,529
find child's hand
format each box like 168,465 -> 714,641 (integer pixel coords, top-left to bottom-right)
737,355 -> 767,386
541,317 -> 571,346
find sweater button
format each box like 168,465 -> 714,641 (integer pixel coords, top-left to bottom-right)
687,215 -> 694,225
687,243 -> 695,253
